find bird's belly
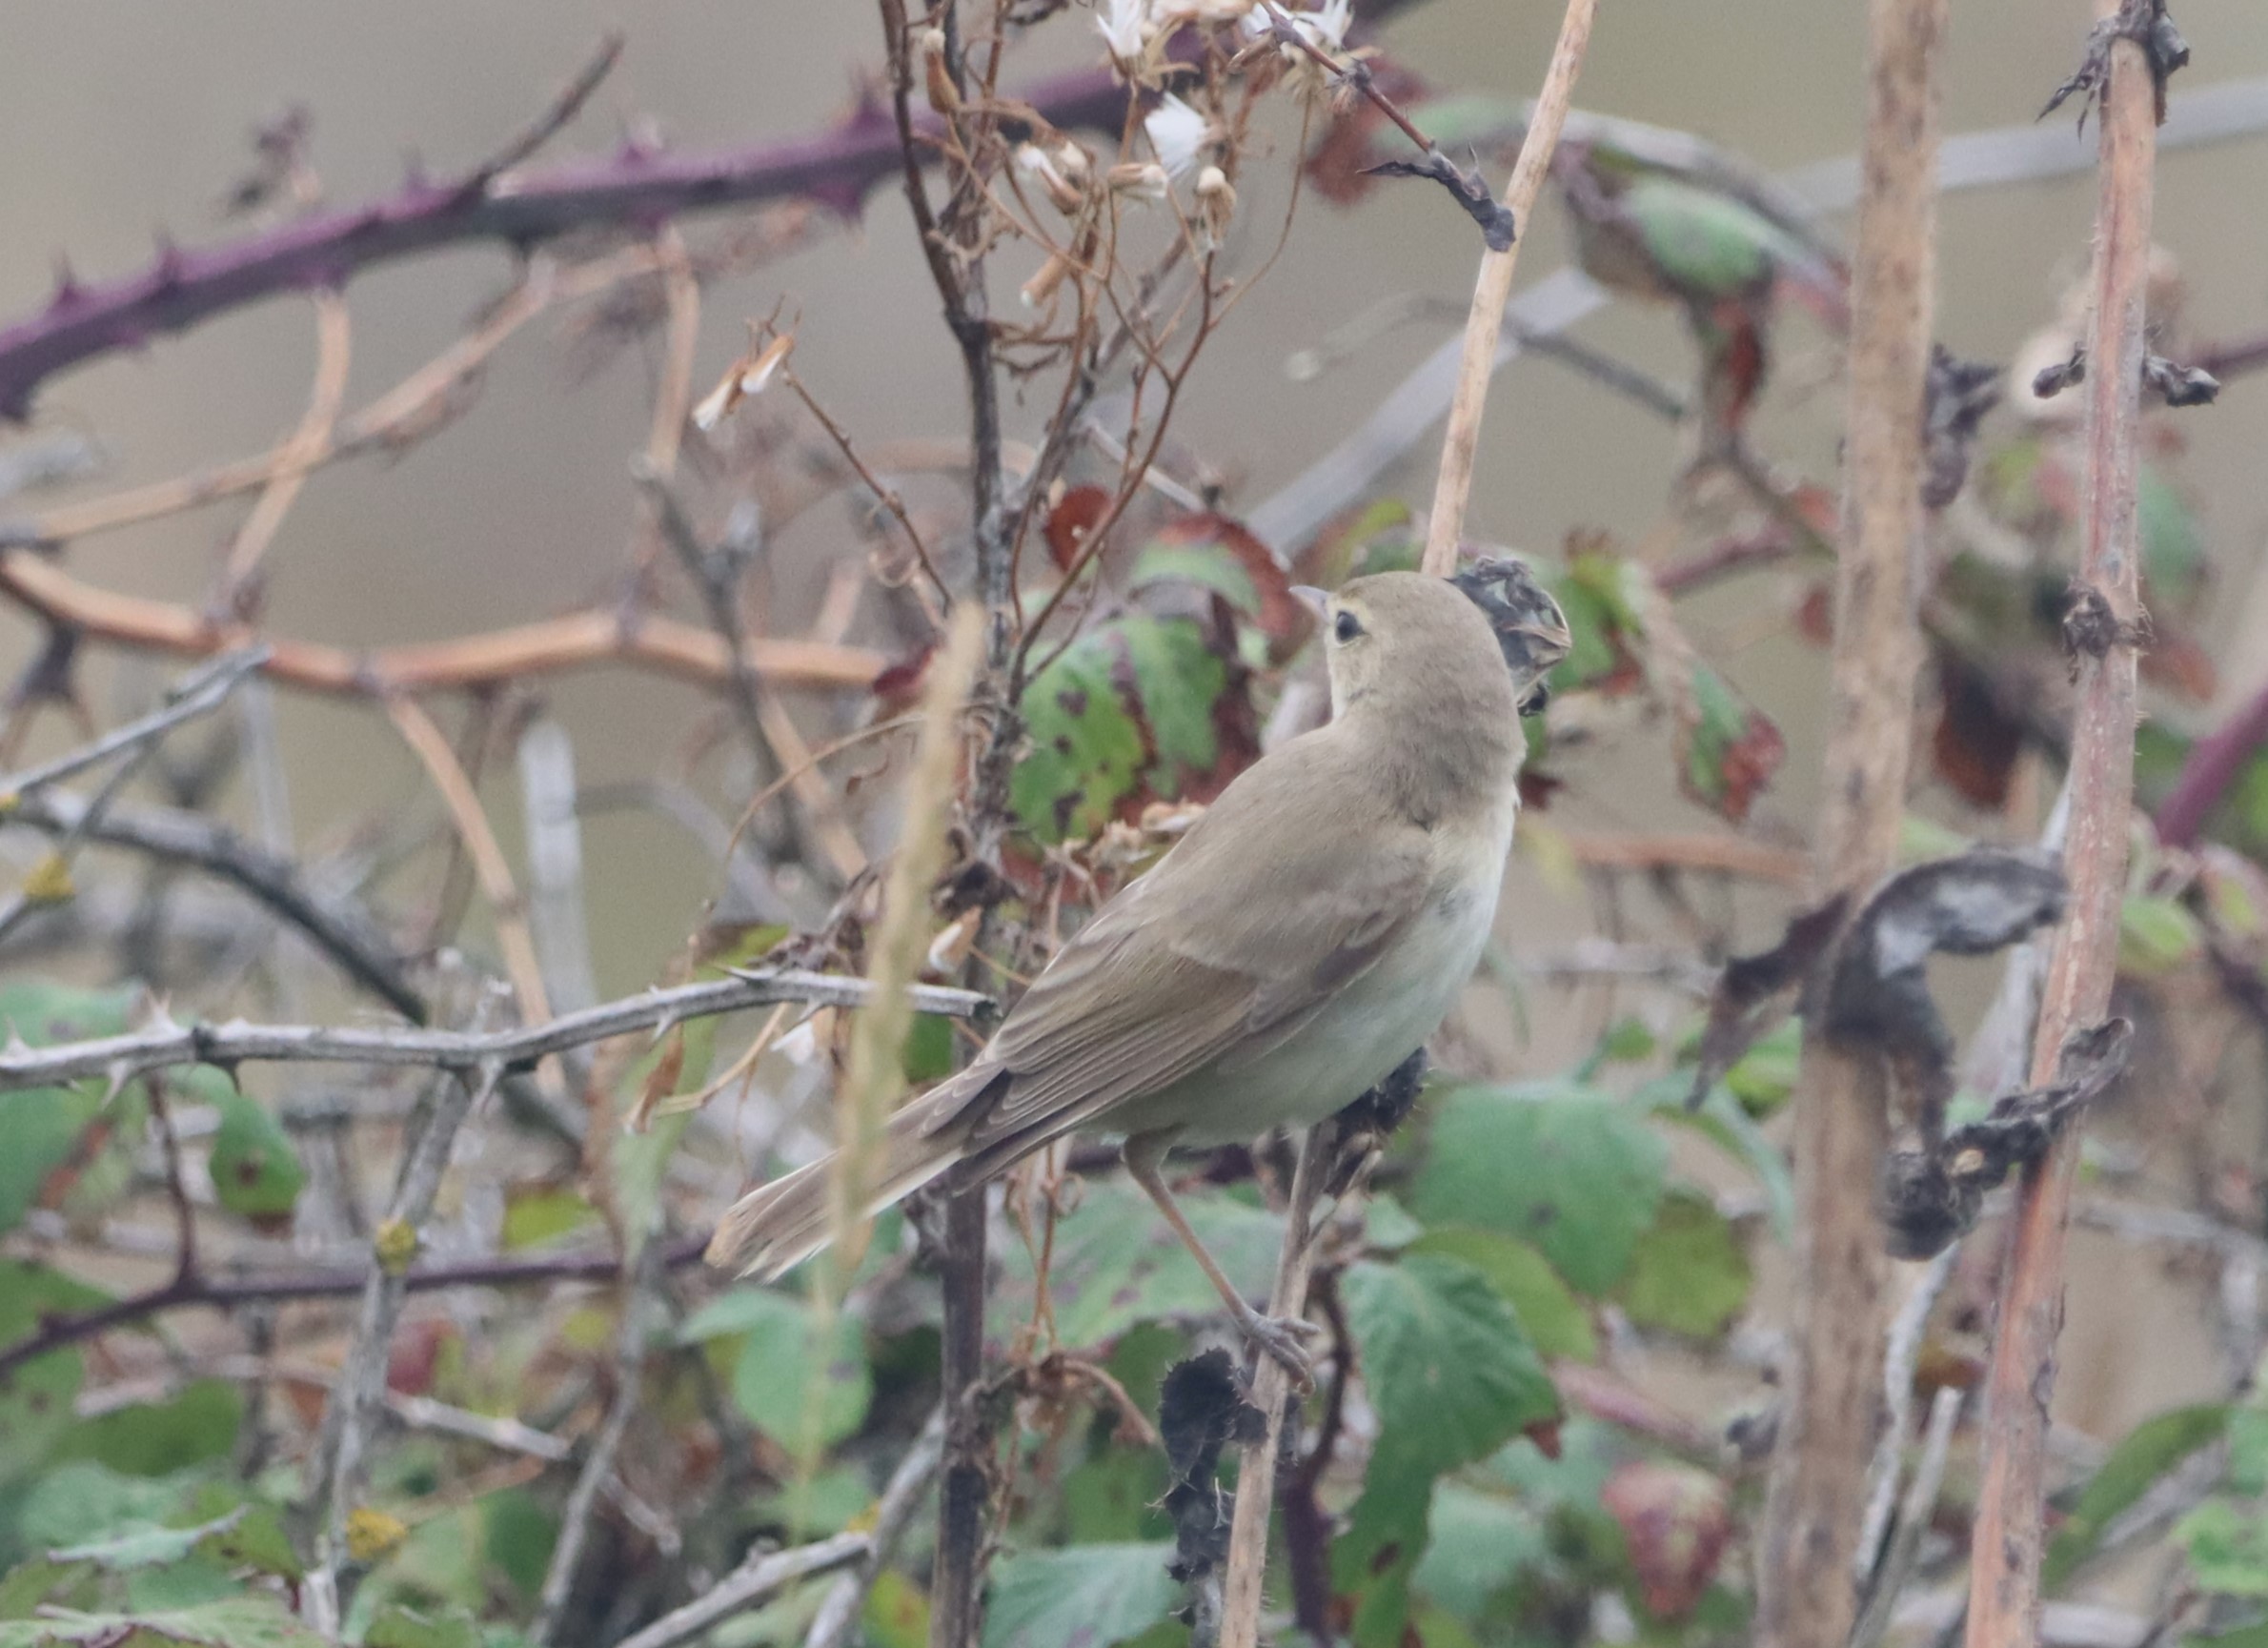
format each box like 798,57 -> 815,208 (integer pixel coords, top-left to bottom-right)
1110,861 -> 1506,1148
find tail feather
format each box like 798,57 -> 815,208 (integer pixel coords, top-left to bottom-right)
704,1079 -> 975,1280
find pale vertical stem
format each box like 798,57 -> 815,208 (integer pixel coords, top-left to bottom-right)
1418,0 -> 1599,577
1218,1124 -> 1335,1648
1755,0 -> 1945,1643
1965,9 -> 2154,1643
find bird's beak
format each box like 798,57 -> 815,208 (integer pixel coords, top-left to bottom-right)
1290,585 -> 1330,623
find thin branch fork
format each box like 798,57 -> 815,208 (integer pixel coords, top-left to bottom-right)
0,966 -> 989,1092
1965,7 -> 2160,1641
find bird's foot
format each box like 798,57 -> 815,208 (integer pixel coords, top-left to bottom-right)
1235,1307 -> 1324,1389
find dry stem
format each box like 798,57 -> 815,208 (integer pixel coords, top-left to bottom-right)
1756,1 -> 1945,1644
1418,0 -> 1599,576
1965,7 -> 2157,1641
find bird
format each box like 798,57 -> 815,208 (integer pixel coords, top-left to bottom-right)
706,564 -> 1570,1377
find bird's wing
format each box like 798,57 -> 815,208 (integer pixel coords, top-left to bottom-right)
940,735 -> 1432,1157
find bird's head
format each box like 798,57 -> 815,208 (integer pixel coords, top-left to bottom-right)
1295,564 -> 1570,722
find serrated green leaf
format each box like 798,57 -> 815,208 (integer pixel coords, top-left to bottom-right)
49,1510 -> 243,1572
1412,1084 -> 1667,1295
992,1179 -> 1282,1353
1406,1228 -> 1595,1362
1334,1254 -> 1558,1646
1012,615 -> 1245,844
982,1542 -> 1179,1648
718,1291 -> 871,1450
1617,1190 -> 1751,1338
2047,1403 -> 2229,1589
1344,1255 -> 1557,1483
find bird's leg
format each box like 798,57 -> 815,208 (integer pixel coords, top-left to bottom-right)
1123,1131 -> 1321,1387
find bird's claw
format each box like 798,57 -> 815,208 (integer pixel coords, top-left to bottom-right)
1239,1311 -> 1323,1388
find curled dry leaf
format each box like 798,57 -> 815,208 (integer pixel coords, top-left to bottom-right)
692,330 -> 794,433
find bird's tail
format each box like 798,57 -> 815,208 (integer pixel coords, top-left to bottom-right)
703,1075 -> 978,1281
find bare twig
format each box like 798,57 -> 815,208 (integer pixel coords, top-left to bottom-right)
216,293 -> 352,606
1853,1388 -> 1965,1648
2156,674 -> 2268,845
461,32 -> 625,195
1418,0 -> 1597,576
801,1409 -> 948,1648
612,1532 -> 874,1648
0,549 -> 884,696
1758,3 -> 1946,1645
1967,6 -> 2159,1639
305,1061 -> 505,1634
533,1236 -> 662,1648
0,1233 -> 719,1384
0,784 -> 424,1019
386,694 -> 554,1027
0,966 -> 985,1093
1220,1121 -> 1337,1648
0,645 -> 269,796
1857,1247 -> 1959,1582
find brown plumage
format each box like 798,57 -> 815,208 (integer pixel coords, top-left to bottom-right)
705,568 -> 1569,1373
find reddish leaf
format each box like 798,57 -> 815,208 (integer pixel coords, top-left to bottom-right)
1134,513 -> 1305,647
1678,664 -> 1786,824
871,642 -> 937,715
1600,1460 -> 1731,1621
1523,1416 -> 1565,1460
1044,485 -> 1111,571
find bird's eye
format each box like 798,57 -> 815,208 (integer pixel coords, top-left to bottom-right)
1333,610 -> 1364,643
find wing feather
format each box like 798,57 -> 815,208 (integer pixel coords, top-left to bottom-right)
936,730 -> 1433,1164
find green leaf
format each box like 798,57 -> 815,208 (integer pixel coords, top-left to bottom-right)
2180,1498 -> 2268,1598
2120,894 -> 2204,977
1622,175 -> 1797,298
1343,1255 -> 1557,1484
1616,1190 -> 1752,1338
1406,1228 -> 1595,1362
1412,1482 -> 1541,1619
1412,1084 -> 1667,1295
901,1014 -> 957,1085
2139,463 -> 2206,612
1548,551 -> 1645,695
1334,1254 -> 1558,1646
0,984 -> 140,1238
202,1087 -> 303,1221
2046,1404 -> 2230,1589
364,1604 -> 483,1648
0,1559 -> 95,1621
982,1542 -> 1180,1648
1013,615 -> 1250,844
1680,663 -> 1786,824
992,1180 -> 1283,1353
49,1511 -> 245,1573
0,1596 -> 327,1648
500,1187 -> 596,1251
54,1380 -> 242,1477
0,1262 -> 110,1483
714,1291 -> 872,1450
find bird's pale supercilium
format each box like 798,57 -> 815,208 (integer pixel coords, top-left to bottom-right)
706,564 -> 1572,1377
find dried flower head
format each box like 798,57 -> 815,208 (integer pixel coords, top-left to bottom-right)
1144,93 -> 1215,180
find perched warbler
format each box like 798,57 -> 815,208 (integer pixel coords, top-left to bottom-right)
708,566 -> 1570,1376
